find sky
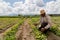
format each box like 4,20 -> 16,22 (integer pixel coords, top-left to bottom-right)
0,0 -> 60,16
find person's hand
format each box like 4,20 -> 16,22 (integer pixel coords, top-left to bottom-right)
41,28 -> 45,32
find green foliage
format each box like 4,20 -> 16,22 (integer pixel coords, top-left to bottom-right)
32,25 -> 47,40
50,25 -> 60,36
28,16 -> 60,40
29,20 -> 47,40
4,19 -> 24,40
0,16 -> 60,40
0,18 -> 20,29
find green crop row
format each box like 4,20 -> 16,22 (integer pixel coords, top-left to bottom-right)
0,18 -> 20,29
28,16 -> 60,40
3,19 -> 24,40
50,24 -> 60,36
28,20 -> 47,40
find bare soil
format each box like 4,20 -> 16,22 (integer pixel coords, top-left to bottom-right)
15,19 -> 36,40
47,31 -> 60,40
0,19 -> 60,40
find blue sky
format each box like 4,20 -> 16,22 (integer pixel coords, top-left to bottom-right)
43,0 -> 56,3
4,0 -> 56,4
4,0 -> 24,4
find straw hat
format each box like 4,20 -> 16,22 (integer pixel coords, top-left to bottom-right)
40,9 -> 45,14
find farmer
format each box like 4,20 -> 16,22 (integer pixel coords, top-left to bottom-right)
39,9 -> 52,33
34,9 -> 52,33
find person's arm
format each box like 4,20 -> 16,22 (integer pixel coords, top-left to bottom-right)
44,16 -> 52,29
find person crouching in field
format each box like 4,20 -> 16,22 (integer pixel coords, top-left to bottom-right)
35,9 -> 52,33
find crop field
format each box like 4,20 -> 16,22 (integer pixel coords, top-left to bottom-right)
0,16 -> 60,40
29,16 -> 60,40
0,18 -> 20,29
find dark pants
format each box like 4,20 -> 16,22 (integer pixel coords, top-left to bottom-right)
39,22 -> 50,33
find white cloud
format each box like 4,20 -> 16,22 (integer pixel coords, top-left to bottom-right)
12,0 -> 44,15
0,0 -> 60,16
45,1 -> 56,14
0,0 -> 3,2
45,0 -> 60,14
25,0 -> 44,6
35,0 -> 45,7
0,0 -> 45,16
0,0 -> 12,16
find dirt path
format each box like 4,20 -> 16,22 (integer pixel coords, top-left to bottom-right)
16,19 -> 60,40
0,19 -> 60,40
47,31 -> 60,40
15,19 -> 36,40
0,33 -> 4,40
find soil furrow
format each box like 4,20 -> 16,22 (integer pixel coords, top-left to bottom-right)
47,31 -> 60,40
16,19 -> 36,40
0,23 -> 16,33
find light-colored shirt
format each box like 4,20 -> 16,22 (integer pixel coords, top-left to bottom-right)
40,14 -> 52,29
